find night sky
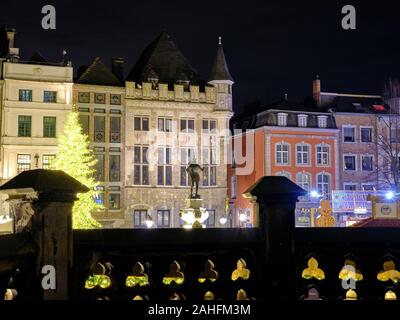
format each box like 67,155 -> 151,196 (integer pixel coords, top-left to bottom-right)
1,0 -> 400,113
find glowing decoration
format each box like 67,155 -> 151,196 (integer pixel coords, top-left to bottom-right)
339,260 -> 363,282
84,262 -> 112,290
236,289 -> 249,301
310,190 -> 321,199
377,261 -> 400,283
386,191 -> 395,200
52,110 -> 102,229
198,260 -> 218,283
126,262 -> 149,288
344,289 -> 358,300
169,293 -> 181,300
180,199 -> 209,229
302,258 -> 325,281
239,212 -> 247,223
232,259 -> 251,281
219,215 -> 228,225
4,289 -> 17,300
385,290 -> 397,301
204,291 -> 215,300
316,200 -> 336,227
163,261 -> 185,285
133,295 -> 144,300
145,215 -> 154,229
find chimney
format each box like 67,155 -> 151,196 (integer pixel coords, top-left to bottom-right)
6,28 -> 16,49
112,57 -> 124,83
313,75 -> 321,108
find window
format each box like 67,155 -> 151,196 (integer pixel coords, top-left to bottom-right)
79,114 -> 89,135
78,92 -> 90,103
202,148 -> 217,186
19,89 -> 32,102
317,173 -> 330,195
43,91 -> 57,103
94,93 -> 106,104
134,146 -> 149,185
17,154 -> 31,174
94,187 -> 104,205
277,113 -> 288,127
110,94 -> 121,105
109,155 -> 120,182
362,155 -> 373,172
296,144 -> 310,165
202,120 -> 217,133
42,154 -> 55,170
344,184 -> 357,191
158,118 -> 173,132
134,210 -> 147,228
18,115 -> 32,137
344,127 -> 355,142
94,154 -> 105,181
362,184 -> 375,191
316,145 -> 330,166
344,155 -> 357,171
276,143 -> 290,165
110,117 -> 121,143
134,117 -> 149,131
180,119 -> 195,133
94,116 -> 105,142
361,128 -> 372,143
157,210 -> 170,228
318,116 -> 328,129
205,209 -> 216,227
296,172 -> 311,192
180,148 -> 195,186
109,194 -> 120,210
231,175 -> 238,199
276,171 -> 291,179
157,147 -> 172,186
43,116 -> 56,138
298,115 -> 308,128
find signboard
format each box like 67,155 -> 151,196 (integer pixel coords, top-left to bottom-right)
331,191 -> 384,213
375,203 -> 397,219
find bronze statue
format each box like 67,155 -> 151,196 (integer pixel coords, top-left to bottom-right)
186,163 -> 204,199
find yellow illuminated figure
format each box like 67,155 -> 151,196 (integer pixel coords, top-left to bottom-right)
237,289 -> 249,301
133,295 -> 144,301
339,260 -> 363,282
198,260 -> 218,283
316,200 -> 336,228
344,289 -> 358,300
126,262 -> 150,287
204,291 -> 215,300
377,261 -> 400,283
163,261 -> 185,285
302,257 -> 325,281
385,290 -> 397,301
231,259 -> 251,281
84,263 -> 112,290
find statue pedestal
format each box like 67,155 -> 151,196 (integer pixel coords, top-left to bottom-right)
180,198 -> 209,229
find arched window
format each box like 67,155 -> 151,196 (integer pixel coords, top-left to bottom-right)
296,172 -> 311,192
276,171 -> 291,180
317,173 -> 331,195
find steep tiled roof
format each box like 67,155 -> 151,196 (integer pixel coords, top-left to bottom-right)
209,38 -> 233,82
126,32 -> 204,87
77,57 -> 123,87
29,51 -> 47,64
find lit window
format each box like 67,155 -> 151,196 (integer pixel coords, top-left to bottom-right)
344,155 -> 357,171
134,210 -> 147,228
317,173 -> 330,195
202,148 -> 217,186
344,127 -> 355,142
42,154 -> 55,170
158,147 -> 172,186
318,116 -> 328,128
109,194 -> 120,210
276,143 -> 290,165
43,91 -> 57,103
316,145 -> 330,166
180,119 -> 195,133
17,154 -> 31,174
298,115 -> 308,128
296,144 -> 310,165
158,118 -> 173,132
277,113 -> 288,127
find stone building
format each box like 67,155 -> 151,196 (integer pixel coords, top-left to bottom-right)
74,57 -> 125,228
124,33 -> 234,228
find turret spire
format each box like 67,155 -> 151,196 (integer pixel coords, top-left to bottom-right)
208,36 -> 234,83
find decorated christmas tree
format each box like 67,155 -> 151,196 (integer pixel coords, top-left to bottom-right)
52,110 -> 102,229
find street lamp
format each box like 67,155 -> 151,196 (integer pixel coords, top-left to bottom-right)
386,191 -> 395,200
219,215 -> 228,226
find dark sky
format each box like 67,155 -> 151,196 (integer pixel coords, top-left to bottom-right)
2,0 -> 400,113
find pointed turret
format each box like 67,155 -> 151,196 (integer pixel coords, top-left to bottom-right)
208,36 -> 234,83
